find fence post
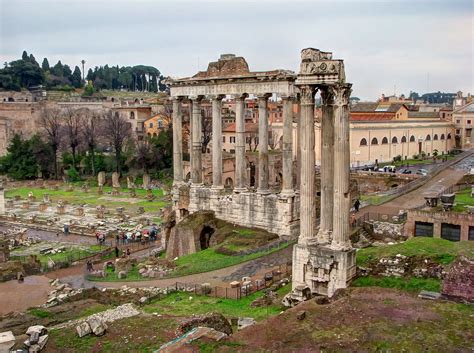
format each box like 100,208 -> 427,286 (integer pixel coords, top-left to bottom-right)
225,287 -> 227,299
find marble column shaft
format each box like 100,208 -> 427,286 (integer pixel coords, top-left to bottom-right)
299,86 -> 315,242
281,96 -> 294,195
331,84 -> 352,249
211,95 -> 224,188
172,98 -> 183,184
257,95 -> 270,193
190,97 -> 202,185
317,88 -> 335,244
235,95 -> 247,191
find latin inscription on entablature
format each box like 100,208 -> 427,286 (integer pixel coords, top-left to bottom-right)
170,81 -> 296,97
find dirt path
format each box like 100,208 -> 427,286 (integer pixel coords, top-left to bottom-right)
0,275 -> 51,315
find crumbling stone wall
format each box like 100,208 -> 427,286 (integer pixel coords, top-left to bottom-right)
442,256 -> 474,302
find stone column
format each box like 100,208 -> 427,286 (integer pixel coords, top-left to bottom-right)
331,84 -> 352,250
281,96 -> 294,196
299,85 -> 316,243
210,95 -> 224,189
257,94 -> 270,194
296,99 -> 301,190
234,94 -> 248,192
172,97 -> 183,184
190,96 -> 203,185
316,87 -> 335,244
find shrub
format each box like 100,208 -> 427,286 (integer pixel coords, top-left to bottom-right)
67,167 -> 81,182
392,155 -> 402,163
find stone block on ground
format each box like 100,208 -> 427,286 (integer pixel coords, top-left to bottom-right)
87,317 -> 107,336
26,326 -> 46,337
76,322 -> 92,338
418,291 -> 441,300
237,317 -> 256,330
0,331 -> 15,352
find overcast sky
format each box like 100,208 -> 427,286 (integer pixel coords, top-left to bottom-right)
0,0 -> 472,100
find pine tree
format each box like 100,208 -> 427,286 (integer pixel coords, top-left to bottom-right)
42,58 -> 50,71
71,66 -> 82,88
22,50 -> 28,61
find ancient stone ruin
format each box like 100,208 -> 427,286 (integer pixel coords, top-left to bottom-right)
169,48 -> 355,297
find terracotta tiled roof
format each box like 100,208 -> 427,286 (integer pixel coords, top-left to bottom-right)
350,113 -> 394,121
350,102 -> 378,112
408,111 -> 440,119
222,122 -> 258,133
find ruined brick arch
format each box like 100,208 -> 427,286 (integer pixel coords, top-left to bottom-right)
225,177 -> 233,189
199,225 -> 215,250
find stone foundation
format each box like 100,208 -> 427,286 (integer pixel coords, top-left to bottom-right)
292,243 -> 356,297
174,184 -> 299,237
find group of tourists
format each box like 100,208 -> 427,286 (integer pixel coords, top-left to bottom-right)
114,226 -> 159,246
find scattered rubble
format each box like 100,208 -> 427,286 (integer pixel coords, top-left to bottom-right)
43,279 -> 84,307
237,317 -> 256,330
176,312 -> 232,336
0,331 -> 15,352
23,325 -> 48,352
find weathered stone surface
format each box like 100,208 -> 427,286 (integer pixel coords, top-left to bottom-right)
112,172 -> 120,188
442,256 -> 474,302
418,290 -> 441,300
296,311 -> 306,320
76,322 -> 91,338
237,317 -> 256,330
97,171 -> 106,187
176,313 -> 232,336
0,331 -> 15,352
26,325 -> 46,337
88,317 -> 107,336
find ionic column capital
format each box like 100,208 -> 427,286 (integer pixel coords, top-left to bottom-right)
233,93 -> 249,101
256,93 -> 271,101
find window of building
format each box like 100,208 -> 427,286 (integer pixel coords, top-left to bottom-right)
426,134 -> 431,141
371,137 -> 378,145
222,136 -> 226,143
230,136 -> 236,143
359,138 -> 367,146
447,133 -> 452,139
466,129 -> 472,138
158,120 -> 163,128
456,119 -> 461,124
401,136 -> 407,143
456,129 -> 461,135
392,136 -> 398,144
441,134 -> 445,140
381,137 -> 388,144
130,112 -> 135,119
433,134 -> 438,140
149,122 -> 153,128
468,120 -> 472,124
410,135 -> 416,142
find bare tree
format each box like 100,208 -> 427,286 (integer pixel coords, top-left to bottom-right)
81,110 -> 101,176
64,108 -> 83,169
268,125 -> 283,151
39,107 -> 62,179
247,131 -> 259,152
103,110 -> 131,174
134,140 -> 152,173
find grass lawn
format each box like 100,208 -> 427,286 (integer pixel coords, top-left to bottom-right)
352,276 -> 441,292
380,154 -> 455,168
143,284 -> 291,321
5,186 -> 168,213
356,237 -> 474,267
359,194 -> 393,206
87,264 -> 146,282
452,187 -> 474,213
169,241 -> 293,278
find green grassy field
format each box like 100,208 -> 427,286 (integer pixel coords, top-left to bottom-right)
452,187 -> 474,212
143,285 -> 291,321
352,276 -> 441,292
5,186 -> 168,213
356,237 -> 474,267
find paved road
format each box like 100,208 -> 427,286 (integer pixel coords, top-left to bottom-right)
357,152 -> 473,218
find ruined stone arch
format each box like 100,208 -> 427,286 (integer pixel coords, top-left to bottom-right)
224,177 -> 233,189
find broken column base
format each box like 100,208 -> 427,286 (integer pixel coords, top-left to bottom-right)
291,241 -> 356,298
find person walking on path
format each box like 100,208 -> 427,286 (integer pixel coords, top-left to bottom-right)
114,246 -> 119,258
354,199 -> 361,213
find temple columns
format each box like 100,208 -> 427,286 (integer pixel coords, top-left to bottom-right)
331,84 -> 352,250
316,88 -> 335,244
172,97 -> 183,185
257,94 -> 270,194
235,94 -> 248,192
190,96 -> 203,185
281,96 -> 294,196
298,86 -> 316,243
210,95 -> 224,188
